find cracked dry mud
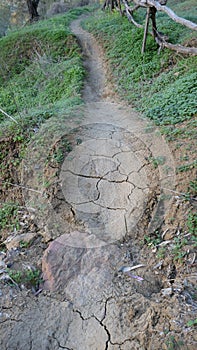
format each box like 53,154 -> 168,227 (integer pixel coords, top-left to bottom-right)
0,17 -> 186,350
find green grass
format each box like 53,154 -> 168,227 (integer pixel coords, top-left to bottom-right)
165,335 -> 184,350
8,268 -> 42,289
0,7 -> 90,228
188,179 -> 197,196
177,160 -> 197,172
83,3 -> 197,126
160,118 -> 197,140
187,318 -> 197,327
0,202 -> 19,232
0,7 -> 90,128
187,212 -> 197,235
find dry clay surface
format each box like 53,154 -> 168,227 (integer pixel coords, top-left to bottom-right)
1,17 -> 191,350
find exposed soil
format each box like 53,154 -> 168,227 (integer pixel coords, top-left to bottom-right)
0,16 -> 197,350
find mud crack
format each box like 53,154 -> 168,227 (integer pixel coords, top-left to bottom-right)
73,297 -> 113,350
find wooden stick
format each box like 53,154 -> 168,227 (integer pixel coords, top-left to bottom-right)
7,182 -> 43,194
117,0 -> 122,15
122,0 -> 143,28
142,7 -> 150,53
0,107 -> 18,124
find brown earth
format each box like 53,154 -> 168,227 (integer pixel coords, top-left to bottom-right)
0,15 -> 197,350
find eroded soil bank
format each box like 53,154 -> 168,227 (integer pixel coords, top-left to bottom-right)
0,16 -> 196,350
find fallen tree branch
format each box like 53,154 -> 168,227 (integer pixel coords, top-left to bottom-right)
155,35 -> 197,55
103,0 -> 197,54
132,0 -> 197,31
122,0 -> 143,28
7,182 -> 43,194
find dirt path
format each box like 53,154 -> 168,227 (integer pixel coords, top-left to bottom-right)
64,17 -> 176,246
70,17 -> 107,102
2,17 -> 195,350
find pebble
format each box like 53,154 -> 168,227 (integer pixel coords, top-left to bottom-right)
161,287 -> 173,296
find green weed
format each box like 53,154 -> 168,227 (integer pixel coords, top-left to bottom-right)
0,202 -> 19,232
177,160 -> 197,173
24,269 -> 42,289
148,156 -> 166,168
183,180 -> 197,201
53,149 -> 65,164
144,231 -> 162,247
8,270 -> 22,284
188,180 -> 197,196
187,318 -> 197,327
187,213 -> 197,235
156,246 -> 166,259
165,335 -> 184,350
50,138 -> 72,164
19,240 -> 31,249
8,268 -> 42,289
170,231 -> 197,262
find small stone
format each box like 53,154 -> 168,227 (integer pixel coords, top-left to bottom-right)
153,261 -> 163,270
161,287 -> 173,296
34,164 -> 40,169
0,260 -> 6,269
4,231 -> 37,250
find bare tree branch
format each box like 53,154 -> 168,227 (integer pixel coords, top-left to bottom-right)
103,0 -> 197,54
132,0 -> 197,31
122,0 -> 143,28
156,39 -> 197,55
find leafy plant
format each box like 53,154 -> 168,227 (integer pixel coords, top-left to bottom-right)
53,148 -> 65,164
148,156 -> 166,168
24,269 -> 42,289
187,318 -> 197,327
19,240 -> 31,249
144,231 -> 162,247
0,202 -> 19,231
165,335 -> 184,350
7,268 -> 42,289
177,160 -> 197,173
156,246 -> 166,259
188,180 -> 197,196
171,236 -> 188,262
51,138 -> 72,164
8,270 -> 22,284
187,213 -> 197,235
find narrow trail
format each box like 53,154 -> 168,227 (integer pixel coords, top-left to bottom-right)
1,17 -> 178,350
70,16 -> 107,102
59,17 -> 176,245
39,17 -> 176,348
